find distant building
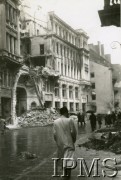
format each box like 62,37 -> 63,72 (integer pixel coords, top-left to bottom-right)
112,64 -> 121,111
20,11 -> 91,112
89,42 -> 114,114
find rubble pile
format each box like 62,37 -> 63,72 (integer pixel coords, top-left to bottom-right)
18,109 -> 60,127
80,132 -> 121,154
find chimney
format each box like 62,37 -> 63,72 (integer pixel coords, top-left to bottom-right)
105,54 -> 111,63
101,44 -> 104,56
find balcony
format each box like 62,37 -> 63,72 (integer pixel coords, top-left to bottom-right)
80,79 -> 91,86
0,49 -> 23,67
98,0 -> 120,27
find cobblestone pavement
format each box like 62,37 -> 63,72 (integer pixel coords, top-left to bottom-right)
0,121 -> 121,180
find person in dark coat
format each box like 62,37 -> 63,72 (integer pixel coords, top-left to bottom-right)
89,112 -> 96,132
97,114 -> 102,129
77,112 -> 85,126
111,111 -> 116,125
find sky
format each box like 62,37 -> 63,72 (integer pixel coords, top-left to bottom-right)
22,0 -> 121,64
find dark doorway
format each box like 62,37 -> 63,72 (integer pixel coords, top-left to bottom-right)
82,103 -> 86,113
44,101 -> 52,108
16,87 -> 27,117
1,97 -> 11,119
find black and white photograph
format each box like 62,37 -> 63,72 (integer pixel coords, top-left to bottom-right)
0,0 -> 121,179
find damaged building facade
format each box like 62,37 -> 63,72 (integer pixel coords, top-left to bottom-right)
0,1 -> 116,124
0,0 -> 23,123
20,11 -> 91,113
0,0 -> 39,123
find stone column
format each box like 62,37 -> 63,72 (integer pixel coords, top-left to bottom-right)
66,58 -> 68,77
70,60 -> 71,77
59,81 -> 62,108
11,70 -> 21,125
67,84 -> 69,110
73,85 -> 76,111
63,58 -> 65,76
12,37 -> 14,54
75,64 -> 77,79
17,9 -> 20,55
72,61 -> 74,78
52,93 -> 55,108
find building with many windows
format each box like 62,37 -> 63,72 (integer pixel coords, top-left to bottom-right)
20,11 -> 91,112
0,0 -> 22,122
89,42 -> 114,114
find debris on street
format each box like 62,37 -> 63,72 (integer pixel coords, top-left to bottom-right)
19,152 -> 38,160
18,108 -> 60,127
79,131 -> 121,154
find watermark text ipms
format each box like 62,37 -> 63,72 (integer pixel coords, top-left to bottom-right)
52,158 -> 118,178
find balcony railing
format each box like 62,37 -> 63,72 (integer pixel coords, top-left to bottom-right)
0,49 -> 23,63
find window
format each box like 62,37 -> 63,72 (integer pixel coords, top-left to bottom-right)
69,34 -> 71,42
68,65 -> 70,76
64,46 -> 66,57
63,102 -> 67,107
92,83 -> 95,89
87,95 -> 88,103
0,70 -> 12,87
62,84 -> 67,98
92,94 -> 96,100
55,24 -> 57,34
69,86 -> 73,99
56,43 -> 59,54
66,32 -> 68,41
59,27 -> 61,36
55,83 -> 59,97
75,87 -> 78,99
52,40 -> 55,52
40,44 -> 44,54
90,72 -> 95,78
67,48 -> 69,57
61,63 -> 63,75
55,102 -> 60,109
37,29 -> 39,35
70,102 -> 73,111
31,102 -> 37,109
51,21 -> 53,31
76,103 -> 79,111
84,64 -> 89,73
60,44 -> 62,56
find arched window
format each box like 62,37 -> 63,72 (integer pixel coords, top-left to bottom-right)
31,101 -> 37,109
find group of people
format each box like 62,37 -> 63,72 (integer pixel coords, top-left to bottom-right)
87,111 -> 121,132
77,111 -> 101,132
105,111 -> 121,127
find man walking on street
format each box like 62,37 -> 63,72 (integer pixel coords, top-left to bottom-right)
89,112 -> 96,132
53,106 -> 77,179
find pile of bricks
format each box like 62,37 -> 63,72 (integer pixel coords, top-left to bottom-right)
80,131 -> 121,154
17,109 -> 60,127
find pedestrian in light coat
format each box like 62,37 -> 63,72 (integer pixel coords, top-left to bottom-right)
53,106 -> 77,178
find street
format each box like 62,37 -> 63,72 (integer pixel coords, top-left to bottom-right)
0,122 -> 121,180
